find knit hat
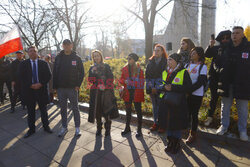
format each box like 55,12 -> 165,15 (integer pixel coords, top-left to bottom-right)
128,53 -> 139,61
169,53 -> 181,63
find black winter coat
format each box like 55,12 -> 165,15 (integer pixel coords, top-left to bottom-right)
53,51 -> 84,89
205,44 -> 227,82
11,59 -> 22,82
217,37 -> 250,100
0,60 -> 12,82
145,56 -> 167,94
158,67 -> 192,131
88,63 -> 119,123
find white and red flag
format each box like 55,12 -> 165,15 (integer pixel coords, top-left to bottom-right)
0,25 -> 23,59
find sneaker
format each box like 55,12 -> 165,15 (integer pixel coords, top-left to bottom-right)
58,127 -> 68,137
204,116 -> 213,126
239,132 -> 248,141
216,125 -> 227,135
75,127 -> 81,137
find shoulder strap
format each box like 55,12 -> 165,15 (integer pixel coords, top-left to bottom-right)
185,63 -> 190,68
198,64 -> 204,75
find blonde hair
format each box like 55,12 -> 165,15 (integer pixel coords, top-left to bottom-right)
91,50 -> 104,64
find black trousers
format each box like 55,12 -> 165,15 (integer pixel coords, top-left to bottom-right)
187,95 -> 203,131
11,83 -> 24,108
0,81 -> 12,103
208,82 -> 219,117
26,97 -> 49,132
125,101 -> 142,131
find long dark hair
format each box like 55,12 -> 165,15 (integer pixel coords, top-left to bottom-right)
191,47 -> 205,64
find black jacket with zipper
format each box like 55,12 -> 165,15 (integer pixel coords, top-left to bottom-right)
53,50 -> 84,89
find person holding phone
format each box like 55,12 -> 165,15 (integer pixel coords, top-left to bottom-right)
204,30 -> 231,126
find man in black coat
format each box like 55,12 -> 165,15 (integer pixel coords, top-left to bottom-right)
19,46 -> 53,138
10,51 -> 25,112
216,26 -> 250,141
204,30 -> 231,126
53,39 -> 84,137
0,57 -> 12,105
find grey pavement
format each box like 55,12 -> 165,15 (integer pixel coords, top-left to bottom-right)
0,102 -> 250,167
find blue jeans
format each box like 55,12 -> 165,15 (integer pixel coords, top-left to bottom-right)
167,130 -> 182,139
221,87 -> 249,133
150,94 -> 160,124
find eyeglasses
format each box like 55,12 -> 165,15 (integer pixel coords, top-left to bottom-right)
127,57 -> 132,60
154,49 -> 161,52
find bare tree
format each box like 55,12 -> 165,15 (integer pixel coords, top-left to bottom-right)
0,0 -> 56,51
49,0 -> 90,51
124,0 -> 174,61
124,0 -> 218,61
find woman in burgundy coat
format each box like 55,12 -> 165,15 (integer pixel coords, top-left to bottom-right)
119,53 -> 144,137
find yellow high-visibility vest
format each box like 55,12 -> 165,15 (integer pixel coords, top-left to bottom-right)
159,69 -> 186,98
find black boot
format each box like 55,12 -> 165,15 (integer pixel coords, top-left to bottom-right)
171,137 -> 181,154
164,136 -> 173,153
122,107 -> 132,136
135,130 -> 142,138
104,120 -> 111,137
96,122 -> 102,136
121,126 -> 131,136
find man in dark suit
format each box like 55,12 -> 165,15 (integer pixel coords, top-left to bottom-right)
19,45 -> 53,138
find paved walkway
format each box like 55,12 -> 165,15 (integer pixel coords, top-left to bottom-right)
0,102 -> 250,167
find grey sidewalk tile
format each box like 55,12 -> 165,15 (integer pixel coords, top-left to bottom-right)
219,144 -> 250,165
109,128 -> 133,143
122,135 -> 158,152
0,129 -> 16,142
110,119 -> 125,129
80,121 -> 96,131
8,151 -> 53,167
217,158 -> 250,167
146,140 -> 179,161
183,137 -> 221,157
36,138 -> 81,161
0,141 -> 38,166
65,131 -> 96,148
83,136 -> 121,156
56,147 -> 99,167
131,151 -> 174,167
102,143 -> 144,166
48,161 -> 64,167
89,156 -> 124,167
0,136 -> 23,153
178,146 -> 219,167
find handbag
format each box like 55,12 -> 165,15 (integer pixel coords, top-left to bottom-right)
162,91 -> 183,106
119,86 -> 126,99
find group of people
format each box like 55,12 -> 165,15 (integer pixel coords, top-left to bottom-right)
1,26 -> 249,155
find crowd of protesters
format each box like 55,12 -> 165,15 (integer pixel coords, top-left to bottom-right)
0,26 -> 249,154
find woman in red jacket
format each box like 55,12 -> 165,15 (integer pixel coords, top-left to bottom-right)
119,53 -> 144,137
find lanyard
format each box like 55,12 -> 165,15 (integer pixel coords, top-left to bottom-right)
166,69 -> 173,81
187,63 -> 200,74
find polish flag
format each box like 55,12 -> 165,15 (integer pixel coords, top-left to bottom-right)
0,25 -> 23,59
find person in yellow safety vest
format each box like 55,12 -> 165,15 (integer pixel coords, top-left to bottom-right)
158,53 -> 192,154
